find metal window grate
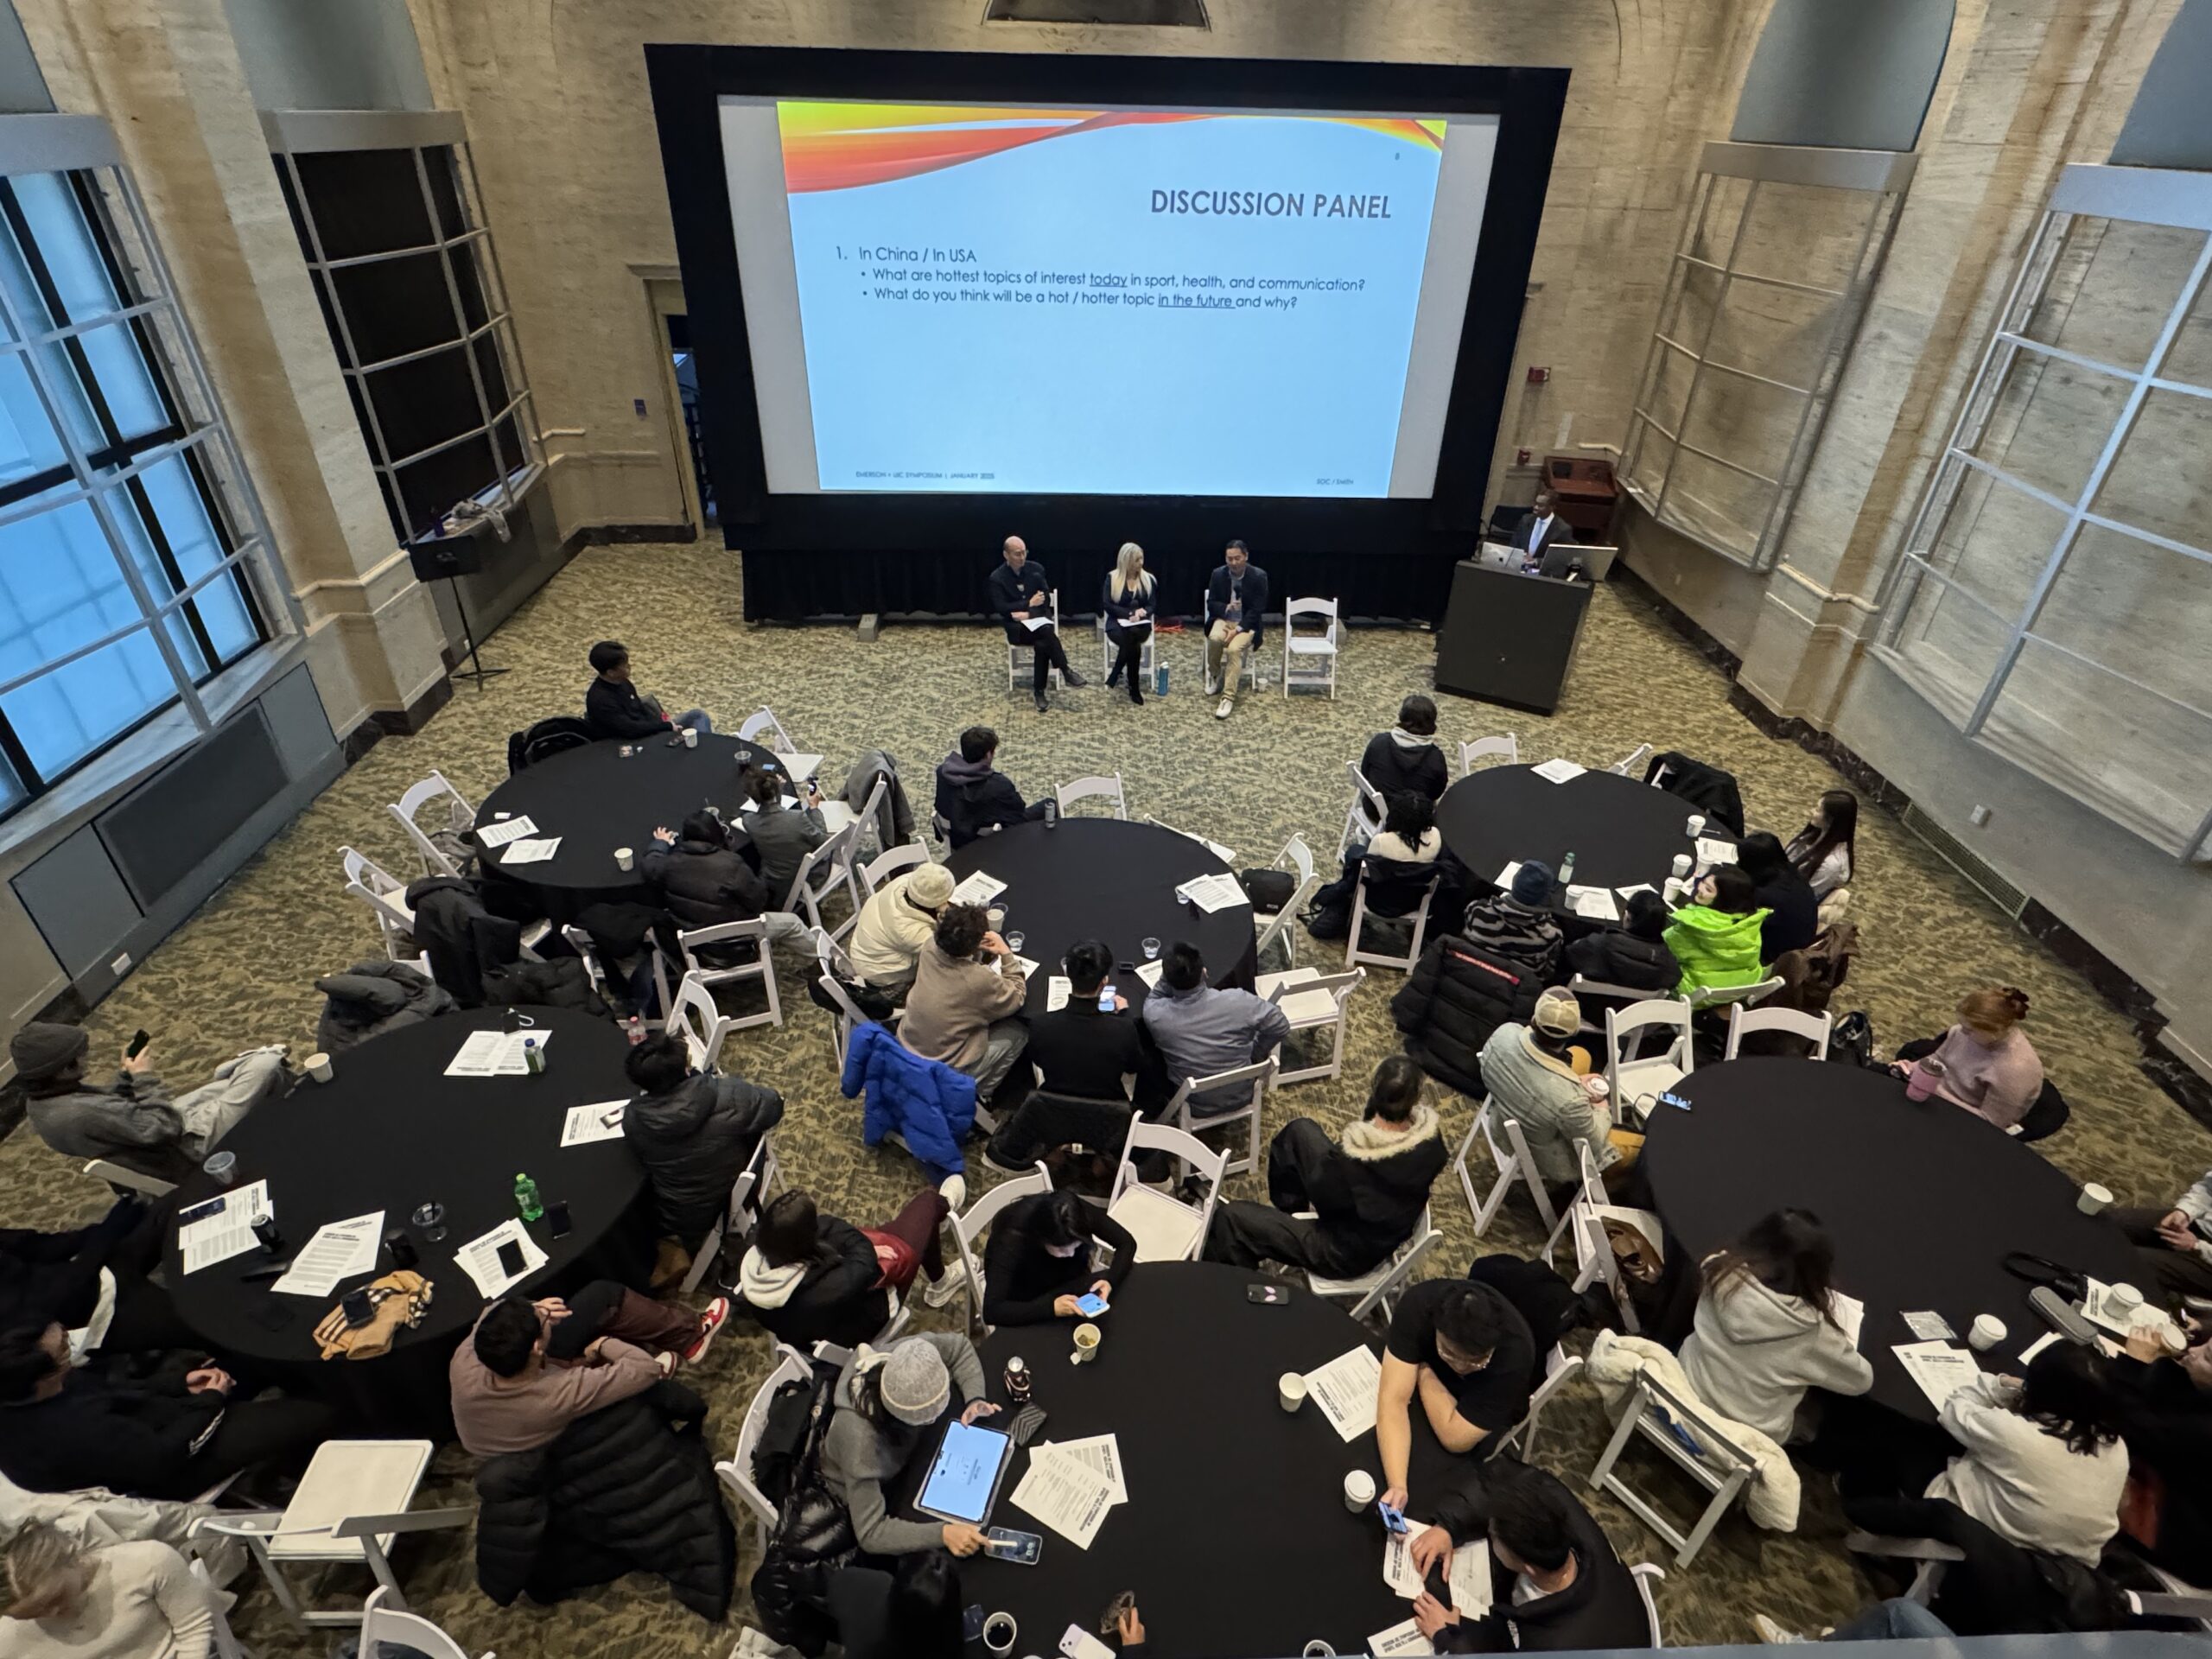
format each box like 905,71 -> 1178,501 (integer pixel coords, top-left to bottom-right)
985,0 -> 1208,22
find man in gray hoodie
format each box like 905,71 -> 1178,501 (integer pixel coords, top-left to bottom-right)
1141,942 -> 1290,1115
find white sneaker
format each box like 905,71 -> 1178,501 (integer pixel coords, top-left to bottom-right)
1751,1615 -> 1805,1644
923,1260 -> 972,1308
937,1173 -> 967,1211
1215,696 -> 1234,720
1204,673 -> 1219,696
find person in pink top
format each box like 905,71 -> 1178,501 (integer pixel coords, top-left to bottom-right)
1902,986 -> 2045,1131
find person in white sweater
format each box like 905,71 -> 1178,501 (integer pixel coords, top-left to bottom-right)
1677,1209 -> 1872,1440
0,1527 -> 219,1659
846,861 -> 955,992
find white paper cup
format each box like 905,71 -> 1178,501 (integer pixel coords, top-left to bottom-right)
305,1052 -> 332,1083
1670,854 -> 1693,879
1342,1469 -> 1376,1512
2107,1283 -> 2145,1318
1071,1321 -> 1101,1364
1686,813 -> 1706,838
613,847 -> 634,872
982,1611 -> 1017,1656
682,726 -> 698,748
1279,1372 -> 1306,1413
1968,1314 -> 2006,1351
1304,1644 -> 1338,1658
987,906 -> 1007,933
2077,1182 -> 2113,1215
2160,1322 -> 2188,1356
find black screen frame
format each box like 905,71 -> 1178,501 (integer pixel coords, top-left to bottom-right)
645,46 -> 1567,623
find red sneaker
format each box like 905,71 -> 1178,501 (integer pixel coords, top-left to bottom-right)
683,1296 -> 731,1366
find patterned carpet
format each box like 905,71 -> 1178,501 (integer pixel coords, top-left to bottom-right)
5,540 -> 2205,1656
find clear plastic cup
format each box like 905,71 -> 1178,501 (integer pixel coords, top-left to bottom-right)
1004,931 -> 1025,954
202,1151 -> 237,1185
1141,937 -> 1161,961
411,1200 -> 448,1243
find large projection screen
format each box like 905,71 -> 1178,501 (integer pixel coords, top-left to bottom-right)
647,48 -> 1567,622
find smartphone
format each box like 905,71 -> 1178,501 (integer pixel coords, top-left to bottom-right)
177,1195 -> 226,1226
1377,1500 -> 1410,1534
1096,987 -> 1117,1014
495,1238 -> 526,1276
546,1200 -> 573,1240
963,1604 -> 986,1642
1075,1292 -> 1109,1318
125,1028 -> 150,1059
340,1288 -> 377,1328
984,1527 -> 1042,1565
1247,1283 -> 1289,1305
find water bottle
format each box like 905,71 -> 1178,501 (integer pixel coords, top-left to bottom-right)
521,1036 -> 543,1075
625,1015 -> 645,1046
1558,850 -> 1577,889
1155,661 -> 1168,696
513,1172 -> 543,1222
1043,799 -> 1058,832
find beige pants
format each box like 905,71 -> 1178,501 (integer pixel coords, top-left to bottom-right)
1205,620 -> 1255,702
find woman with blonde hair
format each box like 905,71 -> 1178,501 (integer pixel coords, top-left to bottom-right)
1100,541 -> 1155,707
1897,986 -> 2044,1130
1,1523 -> 219,1658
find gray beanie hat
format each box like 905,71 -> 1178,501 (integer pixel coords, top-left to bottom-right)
1510,861 -> 1555,906
877,1338 -> 951,1427
906,863 -> 956,908
9,1021 -> 88,1084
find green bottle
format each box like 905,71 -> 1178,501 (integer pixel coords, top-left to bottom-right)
513,1172 -> 543,1223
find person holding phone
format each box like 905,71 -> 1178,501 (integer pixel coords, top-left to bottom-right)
988,941 -> 1169,1156
1376,1280 -> 1535,1516
736,766 -> 829,908
823,1333 -> 1000,1558
982,1191 -> 1137,1328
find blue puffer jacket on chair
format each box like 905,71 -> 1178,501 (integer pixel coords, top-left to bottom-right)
840,1021 -> 976,1180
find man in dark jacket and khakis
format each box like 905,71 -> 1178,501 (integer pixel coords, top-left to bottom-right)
621,1033 -> 785,1249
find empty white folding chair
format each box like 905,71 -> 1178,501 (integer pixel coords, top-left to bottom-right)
1564,1190 -> 1643,1336
1252,835 -> 1321,969
1163,1055 -> 1277,1179
667,969 -> 740,1071
1452,1098 -> 1560,1236
783,822 -> 864,940
1304,1204 -> 1441,1325
387,771 -> 476,878
340,847 -> 425,969
1281,595 -> 1340,698
1611,742 -> 1654,777
1344,864 -> 1440,973
818,774 -> 887,856
1605,998 -> 1694,1122
716,1343 -> 816,1557
1633,1564 -> 1668,1647
948,1160 -> 1054,1337
357,1586 -> 488,1659
1339,762 -> 1387,856
859,838 -> 933,897
1459,734 -> 1521,777
736,707 -> 798,754
1141,815 -> 1236,865
660,918 -> 783,1033
1257,966 -> 1363,1085
1497,1345 -> 1586,1462
679,1133 -> 779,1295
1096,611 -> 1157,684
1588,1368 -> 1758,1566
1007,588 -> 1062,690
83,1159 -> 176,1198
1055,773 -> 1128,820
1106,1119 -> 1229,1262
1723,1004 -> 1834,1061
1685,974 -> 1784,1014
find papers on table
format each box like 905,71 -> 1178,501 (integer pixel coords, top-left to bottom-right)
1001,954 -> 1040,981
1532,757 -> 1587,785
1045,976 -> 1072,1013
950,869 -> 1007,906
1008,1444 -> 1117,1548
500,836 -> 562,865
1567,885 -> 1619,922
1174,872 -> 1249,913
180,1179 -> 272,1274
1694,836 -> 1737,868
1369,1616 -> 1435,1656
1449,1538 -> 1494,1618
1384,1522 -> 1432,1598
455,1217 -> 549,1300
1301,1344 -> 1382,1442
1832,1291 -> 1866,1350
1132,959 -> 1165,989
1901,1309 -> 1956,1343
561,1098 -> 629,1147
271,1211 -> 384,1298
1038,1434 -> 1127,1505
1616,882 -> 1657,903
2020,1331 -> 2063,1366
444,1029 -> 553,1077
1894,1340 -> 1981,1411
476,815 -> 539,848
1496,861 -> 1522,891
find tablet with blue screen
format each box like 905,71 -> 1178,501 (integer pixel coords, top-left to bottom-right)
916,1420 -> 1014,1525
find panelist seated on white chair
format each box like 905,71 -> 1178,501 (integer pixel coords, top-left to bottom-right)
982,1190 -> 1137,1329
622,1033 -> 785,1249
737,1185 -> 957,1351
1204,1055 -> 1446,1278
1141,943 -> 1291,1117
1563,892 -> 1681,996
11,1021 -> 291,1190
1478,988 -> 1629,1204
934,725 -> 1052,849
1361,695 -> 1452,805
990,536 -> 1085,710
583,638 -> 711,741
1408,1461 -> 1655,1654
0,1526 -> 228,1659
1202,538 -> 1268,718
848,861 -> 957,993
1100,541 -> 1156,706
1377,1281 -> 1537,1515
643,809 -> 809,944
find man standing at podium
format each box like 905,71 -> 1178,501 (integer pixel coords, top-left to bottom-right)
1513,489 -> 1578,576
990,536 -> 1084,713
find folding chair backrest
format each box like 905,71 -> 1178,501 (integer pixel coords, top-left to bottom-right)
861,840 -> 933,895
1605,998 -> 1693,1077
1612,742 -> 1655,778
1055,773 -> 1128,819
785,820 -> 861,913
1285,595 -> 1338,639
389,771 -> 475,877
1346,762 -> 1385,827
1686,974 -> 1784,1012
1501,1344 -> 1585,1458
340,846 -> 417,957
1459,734 -> 1520,777
737,708 -> 796,753
359,1587 -> 477,1659
723,1344 -> 815,1529
1280,834 -> 1317,886
951,1161 -> 1053,1332
1723,1003 -> 1833,1060
1110,1116 -> 1230,1242
668,971 -> 729,1071
1165,1055 -> 1276,1125
1632,1563 -> 1667,1647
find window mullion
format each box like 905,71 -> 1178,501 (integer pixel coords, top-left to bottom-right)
414,146 -> 508,506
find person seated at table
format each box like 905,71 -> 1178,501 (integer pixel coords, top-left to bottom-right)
2108,1319 -> 2212,1582
991,536 -> 1086,713
1377,1279 -> 1535,1514
982,1190 -> 1138,1328
934,726 -> 1052,849
1015,938 -> 1169,1111
901,905 -> 1030,1106
1478,988 -> 1617,1201
10,1023 -> 289,1187
449,1283 -> 721,1459
1893,986 -> 2044,1132
1141,942 -> 1291,1115
1307,792 -> 1447,939
1662,866 -> 1769,996
2110,1168 -> 2212,1301
1,1525 -> 224,1659
823,1332 -> 1000,1559
1362,695 -> 1451,804
582,639 -> 709,740
1102,542 -> 1155,707
1204,1054 -> 1446,1278
1738,831 -> 1819,962
644,809 -> 810,945
1564,891 -> 1679,994
848,860 -> 957,994
0,1195 -> 195,1364
737,1185 -> 958,1348
0,1321 -> 332,1500
1409,1461 -> 1649,1653
739,766 -> 829,909
1460,862 -> 1563,982
1787,788 -> 1859,900
828,1549 -> 968,1659
622,1032 -> 785,1253
1676,1208 -> 1872,1442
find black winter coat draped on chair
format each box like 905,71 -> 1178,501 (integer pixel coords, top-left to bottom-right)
1390,934 -> 1543,1097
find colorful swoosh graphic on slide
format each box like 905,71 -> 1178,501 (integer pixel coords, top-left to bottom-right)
775,101 -> 1445,194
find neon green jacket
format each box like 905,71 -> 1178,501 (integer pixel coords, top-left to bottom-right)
1663,904 -> 1770,994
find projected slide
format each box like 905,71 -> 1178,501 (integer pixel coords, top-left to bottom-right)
719,98 -> 1497,498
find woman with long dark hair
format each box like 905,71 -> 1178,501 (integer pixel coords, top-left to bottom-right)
982,1188 -> 1138,1328
1677,1208 -> 1872,1440
1662,865 -> 1769,995
1787,788 -> 1859,898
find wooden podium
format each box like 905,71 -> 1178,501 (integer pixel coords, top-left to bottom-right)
1433,559 -> 1592,715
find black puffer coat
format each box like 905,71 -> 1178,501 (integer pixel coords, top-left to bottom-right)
624,1071 -> 785,1243
474,1380 -> 735,1622
641,833 -> 772,931
1563,928 -> 1680,995
313,960 -> 455,1056
1390,934 -> 1541,1097
404,876 -> 522,1007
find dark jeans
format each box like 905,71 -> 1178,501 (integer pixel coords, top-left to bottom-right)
1840,1493 -> 2049,1637
2109,1207 -> 2212,1301
543,1279 -> 698,1361
1202,1119 -> 1383,1278
1005,622 -> 1071,691
1829,1599 -> 1954,1641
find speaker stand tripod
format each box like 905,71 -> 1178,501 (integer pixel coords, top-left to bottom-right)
446,574 -> 506,687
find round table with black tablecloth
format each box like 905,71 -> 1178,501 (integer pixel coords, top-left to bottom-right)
1641,1055 -> 2142,1421
901,1262 -> 1471,1659
1435,764 -> 1708,919
944,820 -> 1256,1017
473,733 -> 784,917
164,1007 -> 649,1436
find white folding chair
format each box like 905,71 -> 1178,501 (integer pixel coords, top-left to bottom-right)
1258,965 -> 1363,1085
1633,1563 -> 1668,1647
1588,1369 -> 1758,1566
1344,864 -> 1440,973
1252,835 -> 1321,969
948,1160 -> 1054,1337
1055,773 -> 1128,820
660,919 -> 783,1033
1304,1204 -> 1441,1325
1007,588 -> 1062,690
1685,974 -> 1784,1014
1141,815 -> 1236,866
189,1557 -> 248,1659
860,838 -> 933,897
1452,1098 -> 1560,1236
1611,742 -> 1655,777
197,1440 -> 465,1630
1096,611 -> 1157,684
1106,1119 -> 1228,1262
1339,762 -> 1387,856
1723,1004 -> 1834,1061
716,1343 -> 815,1557
782,822 -> 864,940
1605,998 -> 1694,1122
83,1158 -> 177,1198
1497,1344 -> 1586,1462
340,847 -> 426,969
387,771 -> 476,878
1281,595 -> 1339,698
736,707 -> 798,754
679,1133 -> 779,1294
666,969 -> 740,1071
1564,1191 -> 1643,1335
818,775 -> 887,855
1459,734 -> 1521,777
1163,1055 -> 1277,1179
556,923 -> 618,1007
358,1586 -> 490,1659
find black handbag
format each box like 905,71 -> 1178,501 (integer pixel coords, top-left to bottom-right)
2001,1250 -> 2088,1305
749,1367 -> 857,1657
